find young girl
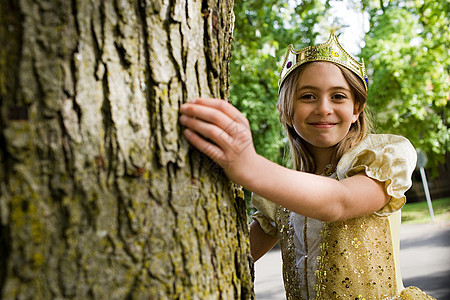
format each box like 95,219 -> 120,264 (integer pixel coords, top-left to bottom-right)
179,33 -> 435,299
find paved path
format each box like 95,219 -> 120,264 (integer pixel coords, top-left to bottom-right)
254,221 -> 450,299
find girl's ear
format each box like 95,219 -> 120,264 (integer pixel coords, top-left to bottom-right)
356,103 -> 365,113
352,103 -> 365,123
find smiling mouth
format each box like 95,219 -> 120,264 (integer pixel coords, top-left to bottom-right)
309,122 -> 337,128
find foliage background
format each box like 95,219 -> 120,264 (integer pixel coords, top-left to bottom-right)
230,0 -> 449,180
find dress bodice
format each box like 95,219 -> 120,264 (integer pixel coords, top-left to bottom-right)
251,134 -> 433,299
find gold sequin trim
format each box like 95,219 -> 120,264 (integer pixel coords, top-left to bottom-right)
304,216 -> 310,299
277,206 -> 304,300
315,215 -> 398,299
399,286 -> 437,300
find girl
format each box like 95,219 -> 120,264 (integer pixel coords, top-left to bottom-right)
179,33 -> 434,299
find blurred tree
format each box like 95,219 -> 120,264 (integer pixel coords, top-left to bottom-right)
361,0 -> 450,172
230,0 -> 332,167
232,0 -> 449,174
0,0 -> 252,298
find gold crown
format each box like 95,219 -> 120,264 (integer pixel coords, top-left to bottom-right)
278,33 -> 368,92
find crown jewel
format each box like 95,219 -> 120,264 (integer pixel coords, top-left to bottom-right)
278,33 -> 368,92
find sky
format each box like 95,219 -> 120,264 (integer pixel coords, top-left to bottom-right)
324,0 -> 370,56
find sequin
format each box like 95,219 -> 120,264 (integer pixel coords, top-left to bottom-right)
331,50 -> 340,57
251,135 -> 437,299
316,215 -> 399,299
277,206 -> 303,299
400,286 -> 437,299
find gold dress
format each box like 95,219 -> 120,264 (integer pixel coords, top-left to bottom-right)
252,134 -> 436,300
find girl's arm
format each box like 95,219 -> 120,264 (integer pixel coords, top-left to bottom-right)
179,98 -> 390,222
249,220 -> 279,261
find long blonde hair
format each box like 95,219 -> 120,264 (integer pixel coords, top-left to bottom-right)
277,62 -> 373,172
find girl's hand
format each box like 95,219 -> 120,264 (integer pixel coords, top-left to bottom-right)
179,98 -> 258,183
179,99 -> 392,223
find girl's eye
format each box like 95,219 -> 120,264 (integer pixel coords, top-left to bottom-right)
332,94 -> 347,100
300,94 -> 315,100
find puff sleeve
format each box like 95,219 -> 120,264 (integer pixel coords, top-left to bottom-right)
336,134 -> 417,216
251,193 -> 279,236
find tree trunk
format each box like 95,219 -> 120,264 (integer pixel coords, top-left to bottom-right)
0,0 -> 253,299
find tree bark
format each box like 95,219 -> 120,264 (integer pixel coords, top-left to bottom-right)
0,0 -> 253,299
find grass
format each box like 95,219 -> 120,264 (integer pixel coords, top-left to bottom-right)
401,197 -> 450,224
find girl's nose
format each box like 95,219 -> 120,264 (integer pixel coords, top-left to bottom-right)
314,99 -> 333,115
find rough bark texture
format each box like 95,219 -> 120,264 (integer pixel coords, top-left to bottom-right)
0,0 -> 253,299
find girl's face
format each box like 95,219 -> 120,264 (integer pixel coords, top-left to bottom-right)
292,62 -> 360,151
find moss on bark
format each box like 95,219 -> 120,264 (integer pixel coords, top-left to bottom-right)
0,0 -> 253,299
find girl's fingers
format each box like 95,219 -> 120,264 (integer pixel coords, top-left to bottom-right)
180,104 -> 234,134
181,98 -> 250,134
179,98 -> 255,166
179,114 -> 233,151
190,98 -> 244,120
183,129 -> 228,167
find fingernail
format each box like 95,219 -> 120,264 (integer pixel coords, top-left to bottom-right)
184,128 -> 193,137
179,115 -> 187,123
